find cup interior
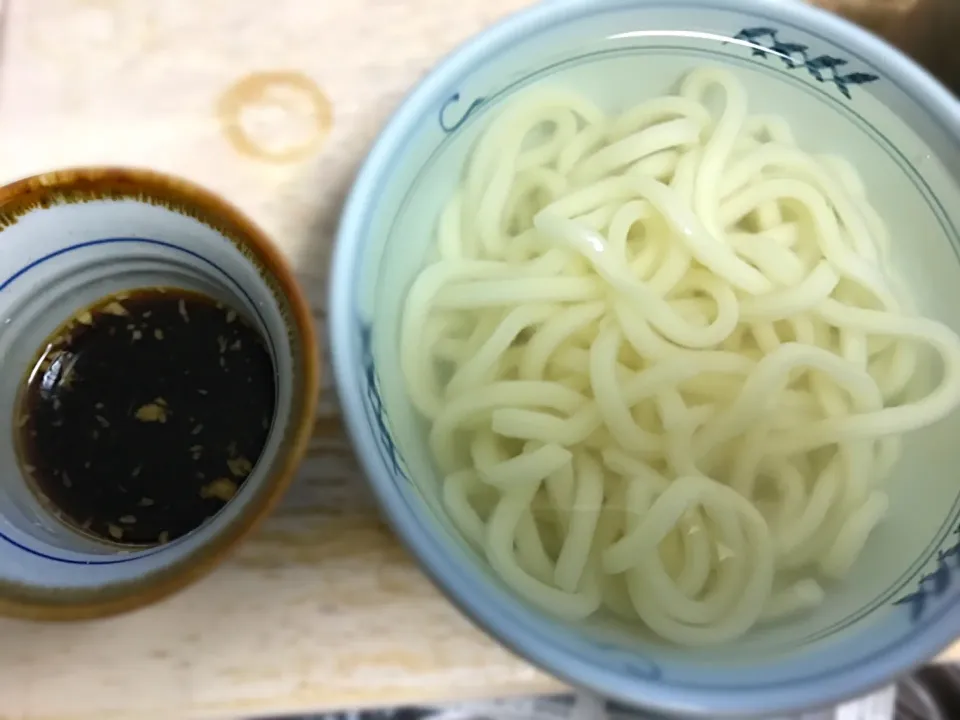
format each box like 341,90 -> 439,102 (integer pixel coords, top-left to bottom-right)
333,0 -> 960,713
0,172 -> 314,615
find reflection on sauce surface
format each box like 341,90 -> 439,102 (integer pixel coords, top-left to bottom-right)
217,71 -> 334,163
15,287 -> 276,546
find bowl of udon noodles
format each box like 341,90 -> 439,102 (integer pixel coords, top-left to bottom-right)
330,0 -> 960,715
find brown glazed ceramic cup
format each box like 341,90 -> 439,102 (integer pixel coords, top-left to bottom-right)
0,167 -> 319,620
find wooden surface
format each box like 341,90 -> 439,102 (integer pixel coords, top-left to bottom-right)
0,1 -> 957,719
0,1 -> 561,718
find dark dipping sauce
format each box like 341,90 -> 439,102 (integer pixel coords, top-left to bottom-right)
14,287 -> 276,546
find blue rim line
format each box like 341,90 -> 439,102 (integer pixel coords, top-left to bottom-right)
0,236 -> 273,565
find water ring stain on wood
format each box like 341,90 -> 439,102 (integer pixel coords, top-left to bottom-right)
217,71 -> 334,163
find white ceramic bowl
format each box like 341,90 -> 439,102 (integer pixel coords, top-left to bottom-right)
0,168 -> 319,620
330,0 -> 960,715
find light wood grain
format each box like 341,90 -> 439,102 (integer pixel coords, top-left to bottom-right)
0,1 -> 958,719
0,1 -> 561,718
0,513 -> 558,720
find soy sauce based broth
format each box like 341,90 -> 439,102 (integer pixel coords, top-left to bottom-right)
14,287 -> 276,546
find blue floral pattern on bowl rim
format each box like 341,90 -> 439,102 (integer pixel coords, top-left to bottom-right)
731,27 -> 879,98
434,24 -> 882,135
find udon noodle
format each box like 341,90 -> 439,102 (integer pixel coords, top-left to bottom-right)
399,66 -> 960,645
